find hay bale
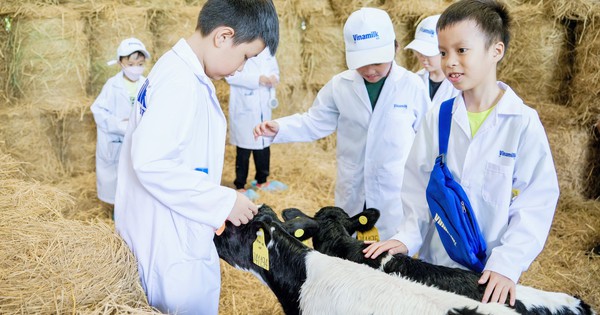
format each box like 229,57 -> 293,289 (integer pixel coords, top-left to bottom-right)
0,14 -> 12,105
9,4 -> 89,109
570,13 -> 600,124
533,102 -> 594,197
0,212 -> 157,314
273,0 -> 303,88
151,5 -> 201,58
497,4 -> 570,104
0,150 -> 27,181
293,0 -> 332,18
301,14 -> 346,90
56,172 -> 113,221
519,191 -> 600,309
540,0 -> 600,21
0,104 -> 65,182
89,5 -> 154,96
54,100 -> 97,177
329,0 -> 385,23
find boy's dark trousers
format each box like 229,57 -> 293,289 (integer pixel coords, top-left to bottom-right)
234,146 -> 270,190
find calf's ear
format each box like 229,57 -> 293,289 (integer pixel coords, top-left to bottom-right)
282,217 -> 318,241
281,208 -> 310,221
349,208 -> 380,232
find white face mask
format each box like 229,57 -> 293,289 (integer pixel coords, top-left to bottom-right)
122,65 -> 145,81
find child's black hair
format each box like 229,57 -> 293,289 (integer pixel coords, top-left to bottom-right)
196,0 -> 279,54
119,51 -> 145,63
438,0 -> 511,51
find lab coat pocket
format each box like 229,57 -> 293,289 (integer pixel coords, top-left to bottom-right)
98,137 -> 123,162
183,221 -> 214,260
383,108 -> 415,145
481,162 -> 513,209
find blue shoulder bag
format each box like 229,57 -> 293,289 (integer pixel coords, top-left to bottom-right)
425,98 -> 487,272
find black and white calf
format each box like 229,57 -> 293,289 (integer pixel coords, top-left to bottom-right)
281,206 -> 596,315
214,205 -> 518,315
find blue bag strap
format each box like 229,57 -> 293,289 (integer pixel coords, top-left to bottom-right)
438,98 -> 455,158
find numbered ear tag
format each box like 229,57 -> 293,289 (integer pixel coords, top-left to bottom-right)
253,228 -> 270,270
357,226 -> 380,242
294,229 -> 305,238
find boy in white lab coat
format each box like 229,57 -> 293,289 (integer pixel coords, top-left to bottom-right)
113,0 -> 279,313
405,14 -> 459,107
364,0 -> 559,307
254,7 -> 431,241
90,37 -> 150,205
226,47 -> 287,201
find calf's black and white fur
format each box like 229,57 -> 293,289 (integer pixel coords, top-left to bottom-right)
281,206 -> 596,315
214,205 -> 518,315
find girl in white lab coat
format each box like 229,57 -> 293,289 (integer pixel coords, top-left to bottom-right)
404,15 -> 459,106
364,0 -> 559,307
226,47 -> 286,199
254,8 -> 432,241
90,37 -> 150,204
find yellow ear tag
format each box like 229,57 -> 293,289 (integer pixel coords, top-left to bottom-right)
253,228 -> 269,271
294,229 -> 305,238
357,226 -> 380,242
358,215 -> 368,225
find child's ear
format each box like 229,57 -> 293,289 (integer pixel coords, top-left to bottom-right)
492,41 -> 505,61
349,208 -> 380,232
213,26 -> 235,47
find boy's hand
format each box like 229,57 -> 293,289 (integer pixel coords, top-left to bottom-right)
269,75 -> 279,88
259,75 -> 273,87
362,240 -> 408,259
227,191 -> 258,226
253,121 -> 280,139
478,270 -> 516,306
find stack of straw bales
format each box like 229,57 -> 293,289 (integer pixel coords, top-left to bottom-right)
570,14 -> 600,124
10,5 -> 89,107
88,5 -> 154,96
498,4 -> 570,104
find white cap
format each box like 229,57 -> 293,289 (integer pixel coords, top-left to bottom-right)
343,8 -> 396,70
107,37 -> 151,66
404,15 -> 441,57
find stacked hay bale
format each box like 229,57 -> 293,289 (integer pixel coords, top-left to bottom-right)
272,0 -> 305,116
88,5 -> 154,96
297,0 -> 345,93
0,14 -> 11,105
497,3 -> 571,104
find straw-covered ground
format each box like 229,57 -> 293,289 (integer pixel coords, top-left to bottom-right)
0,131 -> 598,314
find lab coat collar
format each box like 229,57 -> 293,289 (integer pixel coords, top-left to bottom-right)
451,81 -> 524,138
172,38 -> 212,86
344,62 -> 405,113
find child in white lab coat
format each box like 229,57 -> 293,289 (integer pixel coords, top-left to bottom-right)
113,0 -> 279,313
226,47 -> 287,201
364,0 -> 559,307
405,14 -> 459,106
90,37 -> 150,205
254,7 -> 431,241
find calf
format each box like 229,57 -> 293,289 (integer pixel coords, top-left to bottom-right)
281,206 -> 596,315
214,205 -> 518,315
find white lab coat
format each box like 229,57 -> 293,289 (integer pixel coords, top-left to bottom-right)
268,63 -> 431,240
226,48 -> 279,150
90,72 -> 145,204
416,69 -> 460,107
392,82 -> 559,283
114,38 -> 236,315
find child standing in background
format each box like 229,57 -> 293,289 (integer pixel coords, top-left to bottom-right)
364,0 -> 559,306
405,14 -> 459,106
254,7 -> 431,241
113,0 -> 279,313
226,47 -> 287,201
91,37 -> 150,205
